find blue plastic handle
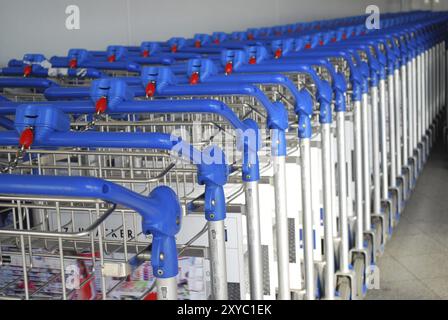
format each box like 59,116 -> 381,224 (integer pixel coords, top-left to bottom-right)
0,78 -> 59,89
0,173 -> 181,278
7,103 -> 230,221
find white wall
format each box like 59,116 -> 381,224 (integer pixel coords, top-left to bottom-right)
0,0 -> 406,66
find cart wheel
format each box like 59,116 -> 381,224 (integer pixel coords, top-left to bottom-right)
336,276 -> 351,300
353,256 -> 365,298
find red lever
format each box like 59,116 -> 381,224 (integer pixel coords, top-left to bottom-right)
305,43 -> 312,49
213,39 -> 220,45
107,54 -> 116,62
247,34 -> 254,41
145,81 -> 156,98
249,56 -> 256,65
319,40 -> 324,46
19,128 -> 34,149
194,40 -> 201,48
171,44 -> 178,53
189,72 -> 199,85
274,48 -> 282,59
224,61 -> 233,75
69,59 -> 78,69
23,65 -> 32,77
18,280 -> 36,290
342,33 -> 347,40
95,96 -> 107,114
142,50 -> 150,57
331,37 -> 337,43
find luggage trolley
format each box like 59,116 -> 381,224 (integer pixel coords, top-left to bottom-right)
286,41 -> 389,267
3,53 -> 103,87
49,46 -> 171,78
0,92 -> 270,300
0,103 -> 233,300
181,57 -> 342,300
101,71 -> 291,300
222,50 -> 353,300
215,45 -> 366,299
37,60 -> 307,300
0,173 -> 182,300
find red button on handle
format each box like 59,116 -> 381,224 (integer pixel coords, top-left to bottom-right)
107,54 -> 116,62
19,128 -> 34,149
142,50 -> 150,57
171,44 -> 178,53
95,96 -> 108,114
145,81 -> 156,98
249,56 -> 256,65
23,65 -> 32,77
274,48 -> 282,59
189,72 -> 199,85
194,40 -> 201,48
69,59 -> 78,69
225,61 -> 233,75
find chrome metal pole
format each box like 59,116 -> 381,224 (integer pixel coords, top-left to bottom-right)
388,74 -> 397,188
336,111 -> 350,273
157,277 -> 178,300
361,93 -> 371,232
208,220 -> 228,300
354,100 -> 364,250
371,86 -> 381,216
407,60 -> 414,179
414,54 -> 423,166
412,56 -> 418,172
245,180 -> 264,300
273,154 -> 290,300
400,64 -> 411,178
394,69 -> 402,176
420,51 -> 425,161
321,122 -> 335,300
379,79 -> 389,200
300,138 -> 316,300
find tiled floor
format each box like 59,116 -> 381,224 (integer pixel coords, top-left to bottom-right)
366,143 -> 448,300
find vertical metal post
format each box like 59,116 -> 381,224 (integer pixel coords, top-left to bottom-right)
208,220 -> 228,300
387,74 -> 397,189
336,110 -> 349,270
354,100 -> 364,250
412,56 -> 418,173
300,138 -> 315,300
400,64 -> 411,188
371,86 -> 381,216
361,93 -> 371,232
379,79 -> 389,200
157,277 -> 178,300
273,153 -> 290,300
394,69 -> 402,178
321,122 -> 335,300
417,53 -> 422,161
245,180 -> 264,300
407,60 -> 415,181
